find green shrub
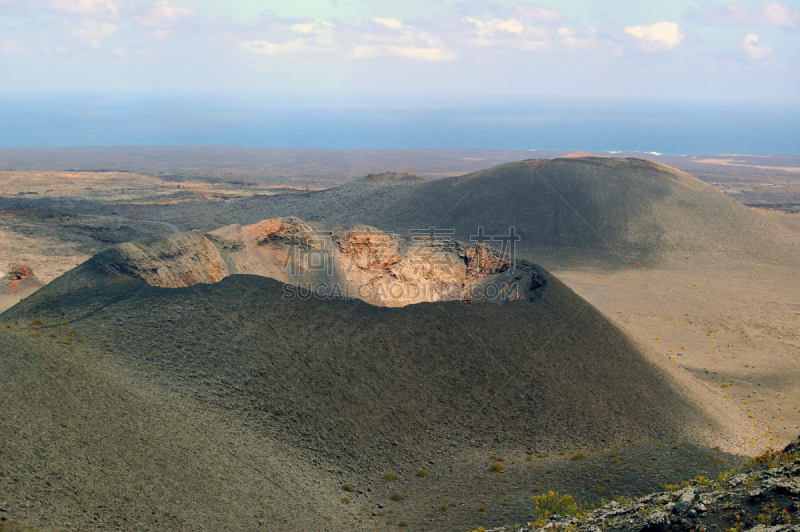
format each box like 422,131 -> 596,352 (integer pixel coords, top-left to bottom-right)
530,491 -> 585,527
416,469 -> 428,477
383,472 -> 397,482
717,469 -> 736,484
341,483 -> 355,492
390,492 -> 406,501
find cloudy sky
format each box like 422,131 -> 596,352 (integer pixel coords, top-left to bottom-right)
1,0 -> 798,102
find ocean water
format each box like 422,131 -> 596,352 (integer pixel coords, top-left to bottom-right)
1,93 -> 798,155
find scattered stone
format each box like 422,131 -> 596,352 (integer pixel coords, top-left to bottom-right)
477,445 -> 800,532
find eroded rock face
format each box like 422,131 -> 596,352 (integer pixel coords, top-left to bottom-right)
92,217 -> 547,307
2,264 -> 44,294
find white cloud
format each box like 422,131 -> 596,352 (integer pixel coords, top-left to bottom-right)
624,21 -> 684,51
71,19 -> 118,47
352,43 -> 457,62
290,20 -> 333,34
760,2 -> 800,28
240,40 -> 306,55
47,0 -> 116,14
554,26 -> 604,50
467,17 -> 525,36
72,19 -> 118,38
742,33 -> 774,60
688,2 -> 800,29
374,18 -> 404,30
240,16 -> 455,62
290,23 -> 315,34
240,37 -> 343,57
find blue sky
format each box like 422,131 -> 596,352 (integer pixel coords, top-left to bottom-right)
0,0 -> 797,104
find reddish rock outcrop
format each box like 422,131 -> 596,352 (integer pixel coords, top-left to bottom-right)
3,264 -> 44,294
92,217 -> 547,306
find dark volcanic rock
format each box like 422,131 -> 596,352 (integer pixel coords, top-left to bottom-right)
480,444 -> 800,532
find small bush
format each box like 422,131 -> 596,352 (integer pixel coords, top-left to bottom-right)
29,320 -> 43,327
342,483 -> 355,492
490,462 -> 505,472
416,469 -> 427,477
383,472 -> 397,482
440,505 -> 448,512
571,453 -> 587,460
530,491 -> 586,527
390,492 -> 406,501
477,506 -> 486,512
341,497 -> 351,503
60,320 -> 69,326
717,469 -> 736,484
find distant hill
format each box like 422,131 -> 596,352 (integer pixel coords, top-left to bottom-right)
184,157 -> 800,266
361,172 -> 426,184
0,146 -> 541,185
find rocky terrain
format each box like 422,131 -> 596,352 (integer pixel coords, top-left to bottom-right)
94,216 -> 545,306
1,264 -> 43,295
476,443 -> 800,532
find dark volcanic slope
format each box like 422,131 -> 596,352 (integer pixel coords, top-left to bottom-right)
3,257 -> 743,455
0,255 -> 749,530
180,157 -> 800,266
